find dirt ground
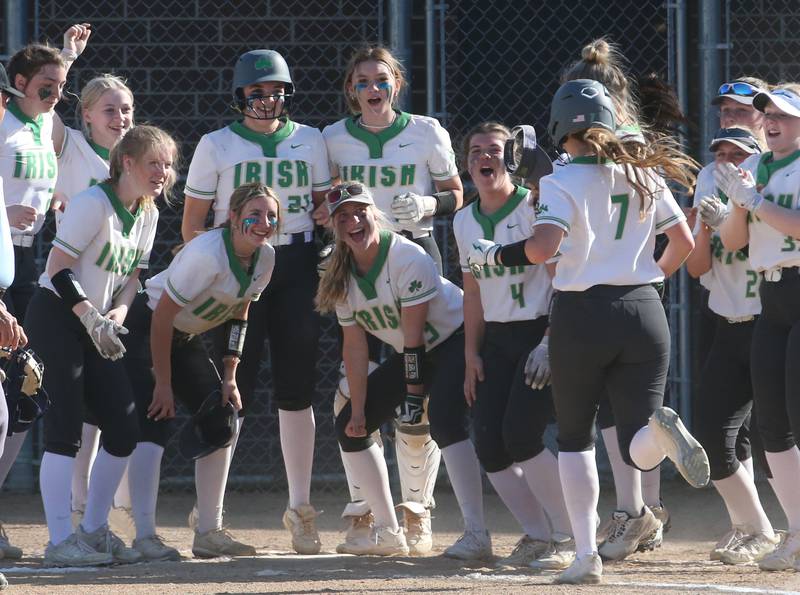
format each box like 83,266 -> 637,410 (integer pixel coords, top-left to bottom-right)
1,480 -> 799,594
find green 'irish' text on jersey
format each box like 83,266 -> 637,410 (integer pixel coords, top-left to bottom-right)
54,127 -> 109,223
39,183 -> 158,314
336,231 -> 463,352
740,150 -> 800,272
184,119 -> 331,235
693,162 -> 761,318
454,185 -> 552,322
0,103 -> 57,236
535,158 -> 685,292
146,227 -> 275,335
323,111 -> 458,236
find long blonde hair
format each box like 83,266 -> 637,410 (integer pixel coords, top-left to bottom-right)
78,74 -> 135,140
316,203 -> 393,314
219,181 -> 281,232
343,46 -> 407,115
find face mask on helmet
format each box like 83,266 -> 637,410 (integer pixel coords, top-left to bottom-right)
232,50 -> 295,121
236,88 -> 293,120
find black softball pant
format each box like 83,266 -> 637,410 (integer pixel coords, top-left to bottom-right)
211,241 -> 320,413
336,329 -> 469,452
25,288 -> 139,458
472,317 -> 554,473
751,270 -> 800,453
2,245 -> 37,321
122,293 -> 222,447
550,284 -> 669,468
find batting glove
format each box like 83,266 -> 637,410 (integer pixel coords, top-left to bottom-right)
524,336 -> 551,390
713,162 -> 763,212
79,305 -> 128,360
698,195 -> 728,229
391,192 -> 437,225
467,239 -> 502,276
317,243 -> 334,278
396,393 -> 426,426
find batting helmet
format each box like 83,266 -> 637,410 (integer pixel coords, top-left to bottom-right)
232,49 -> 294,118
548,79 -> 616,150
0,347 -> 49,435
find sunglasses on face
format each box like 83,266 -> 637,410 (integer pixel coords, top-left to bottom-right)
717,82 -> 760,97
326,183 -> 367,205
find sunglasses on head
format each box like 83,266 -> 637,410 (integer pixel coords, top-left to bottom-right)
718,82 -> 759,97
326,183 -> 367,204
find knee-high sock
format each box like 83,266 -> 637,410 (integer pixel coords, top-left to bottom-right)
558,449 -> 600,558
0,431 -> 27,487
82,448 -> 130,533
440,439 -> 485,532
713,465 -> 773,536
340,444 -> 398,530
764,447 -> 800,531
113,464 -> 131,509
629,425 -> 667,470
128,442 -> 164,540
517,449 -> 573,536
641,468 -> 661,509
601,427 -> 644,516
71,424 -> 100,513
279,407 -> 315,510
487,465 -> 549,540
195,443 -> 233,534
40,452 -> 76,545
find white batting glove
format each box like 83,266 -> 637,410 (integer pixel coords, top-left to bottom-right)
698,195 -> 728,229
317,243 -> 334,278
79,305 -> 128,360
467,239 -> 501,276
524,336 -> 550,390
713,162 -> 763,212
391,192 -> 437,225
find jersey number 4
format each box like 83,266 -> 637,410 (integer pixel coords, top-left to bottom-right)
611,193 -> 629,240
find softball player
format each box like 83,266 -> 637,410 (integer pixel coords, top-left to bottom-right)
25,125 -> 176,567
685,127 -> 778,565
452,121 -> 573,568
717,84 -> 800,571
121,182 -> 277,560
317,183 -> 483,557
181,49 -> 330,554
0,23 -> 89,558
468,79 -> 708,584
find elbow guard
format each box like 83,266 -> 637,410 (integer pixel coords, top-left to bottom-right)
498,240 -> 533,267
51,269 -> 89,308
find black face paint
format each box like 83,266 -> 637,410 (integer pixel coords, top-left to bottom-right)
38,87 -> 53,101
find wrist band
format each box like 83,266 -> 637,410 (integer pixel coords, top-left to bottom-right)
403,345 -> 426,386
498,240 -> 533,266
223,319 -> 248,359
432,190 -> 458,216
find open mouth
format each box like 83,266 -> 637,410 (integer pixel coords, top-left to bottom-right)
349,227 -> 366,243
479,166 -> 495,177
367,97 -> 382,107
767,128 -> 781,139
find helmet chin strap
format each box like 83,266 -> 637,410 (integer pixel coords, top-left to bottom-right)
242,94 -> 290,121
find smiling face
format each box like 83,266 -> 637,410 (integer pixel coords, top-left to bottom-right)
124,146 -> 174,199
468,132 -> 511,193
718,97 -> 763,132
242,81 -> 286,120
15,63 -> 67,115
334,201 -> 378,253
350,59 -> 397,118
83,88 -> 134,149
232,194 -> 279,248
713,140 -> 753,167
762,102 -> 800,158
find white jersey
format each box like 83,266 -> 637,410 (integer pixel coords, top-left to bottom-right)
185,120 -> 331,235
0,103 -> 57,236
323,111 -> 458,236
740,151 -> 800,271
0,180 -> 13,289
454,185 -> 552,322
55,126 -> 109,211
146,227 -> 275,335
40,184 -> 158,314
336,231 -> 463,352
535,157 -> 685,292
692,162 -> 761,318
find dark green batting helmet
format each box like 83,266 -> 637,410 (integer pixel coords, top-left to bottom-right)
232,49 -> 294,99
547,79 -> 616,150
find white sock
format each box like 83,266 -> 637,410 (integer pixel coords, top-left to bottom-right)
641,468 -> 661,509
195,444 -> 233,534
40,452 -> 76,545
0,431 -> 27,487
764,447 -> 800,531
440,439 -> 485,532
516,449 -> 572,535
340,444 -> 398,530
741,457 -> 754,478
601,427 -> 644,515
487,465 -> 549,540
128,442 -> 164,540
82,448 -> 130,533
279,407 -> 315,510
713,466 -> 773,536
71,424 -> 100,513
629,425 -> 666,470
558,449 -> 599,557
340,445 -> 363,503
113,464 -> 131,509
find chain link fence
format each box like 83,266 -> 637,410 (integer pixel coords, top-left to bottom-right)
9,0 -> 678,493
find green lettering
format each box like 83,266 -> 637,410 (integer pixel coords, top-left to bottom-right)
245,161 -> 260,184
25,152 -> 37,179
356,310 -> 377,331
510,282 -> 525,308
350,165 -> 365,182
46,152 -> 57,178
192,297 -> 215,317
13,152 -> 23,178
400,164 -> 415,186
203,302 -> 228,322
233,163 -> 242,188
95,242 -> 111,268
383,305 -> 399,329
371,306 -> 387,329
295,160 -> 309,187
278,160 -> 293,187
778,194 -> 793,208
611,193 -> 629,240
424,322 -> 440,344
380,166 -> 395,186
745,270 -> 758,298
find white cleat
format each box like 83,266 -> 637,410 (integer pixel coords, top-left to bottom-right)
192,527 -> 256,558
530,533 -> 576,570
43,533 -> 113,567
133,534 -> 181,562
498,535 -> 550,567
720,532 -> 779,565
341,526 -> 409,556
77,523 -> 142,564
282,505 -> 322,555
401,507 -> 432,555
759,530 -> 800,571
710,526 -> 747,561
336,512 -> 374,554
554,552 -> 603,585
599,508 -> 661,561
648,407 -> 710,488
443,528 -> 492,561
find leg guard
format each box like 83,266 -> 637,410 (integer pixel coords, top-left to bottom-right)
395,399 -> 440,513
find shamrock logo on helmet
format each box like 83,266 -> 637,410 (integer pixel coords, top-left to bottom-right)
255,56 -> 273,70
408,280 -> 422,293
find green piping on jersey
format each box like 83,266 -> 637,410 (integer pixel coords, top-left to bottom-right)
344,111 -> 411,159
7,102 -> 44,145
222,227 -> 260,298
756,150 -> 800,187
229,119 -> 296,158
471,185 -> 528,241
89,139 -> 111,161
352,230 -> 392,300
570,155 -> 614,165
99,183 -> 143,238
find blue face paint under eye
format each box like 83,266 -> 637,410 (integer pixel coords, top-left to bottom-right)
354,83 -> 368,93
241,217 -> 258,235
268,216 -> 278,228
